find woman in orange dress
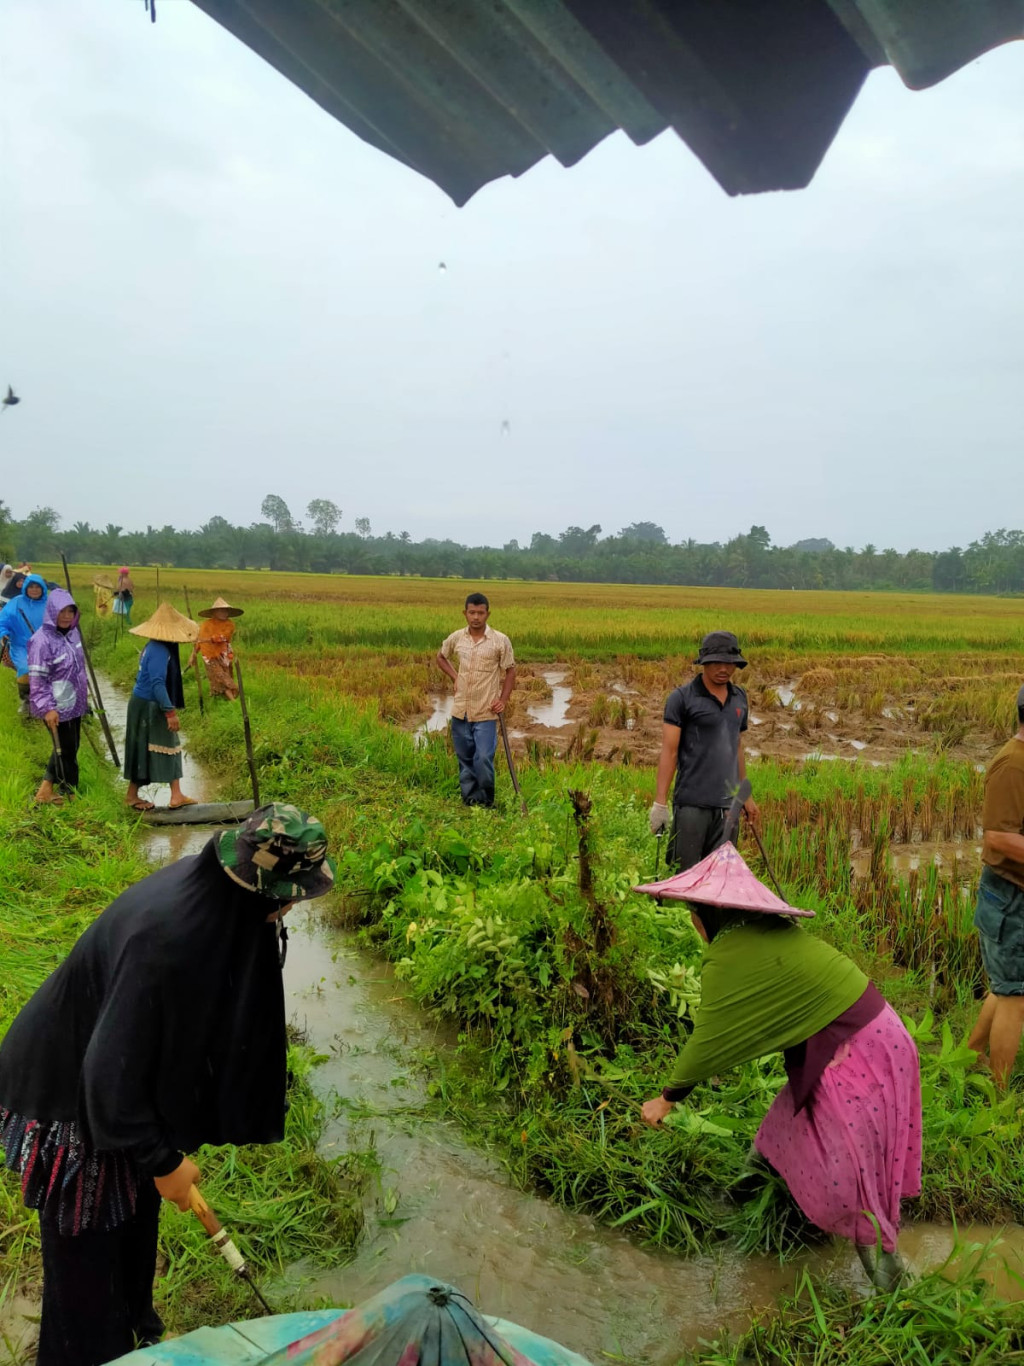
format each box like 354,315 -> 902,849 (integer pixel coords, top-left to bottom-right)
188,597 -> 243,700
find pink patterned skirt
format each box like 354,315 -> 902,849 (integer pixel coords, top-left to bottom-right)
755,1003 -> 922,1251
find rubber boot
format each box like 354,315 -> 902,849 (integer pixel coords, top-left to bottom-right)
872,1251 -> 907,1292
856,1244 -> 877,1281
17,678 -> 30,718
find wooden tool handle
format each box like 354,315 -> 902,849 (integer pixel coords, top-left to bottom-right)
188,1185 -> 223,1237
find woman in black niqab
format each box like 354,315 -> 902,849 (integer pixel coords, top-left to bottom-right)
0,802 -> 335,1366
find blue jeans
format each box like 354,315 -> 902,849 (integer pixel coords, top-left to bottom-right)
450,717 -> 497,806
974,866 -> 1024,996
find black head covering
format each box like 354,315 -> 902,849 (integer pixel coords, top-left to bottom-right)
165,642 -> 185,710
0,841 -> 286,1174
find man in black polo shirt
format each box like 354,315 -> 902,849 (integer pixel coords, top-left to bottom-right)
649,630 -> 759,869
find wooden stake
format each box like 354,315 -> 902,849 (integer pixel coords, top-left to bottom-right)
233,655 -> 261,808
182,585 -> 205,716
60,553 -> 120,768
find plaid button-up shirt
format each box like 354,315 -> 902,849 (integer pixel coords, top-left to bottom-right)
440,625 -> 515,722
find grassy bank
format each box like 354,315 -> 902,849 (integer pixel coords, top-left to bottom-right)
684,1256 -> 1024,1364
0,672 -> 368,1349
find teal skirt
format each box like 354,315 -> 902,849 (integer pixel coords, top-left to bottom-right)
123,696 -> 183,785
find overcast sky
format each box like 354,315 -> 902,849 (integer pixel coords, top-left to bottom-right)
2,4 -> 1021,552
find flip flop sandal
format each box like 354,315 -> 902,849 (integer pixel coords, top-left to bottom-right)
126,799 -> 156,812
168,797 -> 198,809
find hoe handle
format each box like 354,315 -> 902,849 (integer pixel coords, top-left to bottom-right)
188,1185 -> 223,1237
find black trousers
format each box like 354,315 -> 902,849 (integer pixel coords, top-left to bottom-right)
44,718 -> 81,792
38,1179 -> 164,1366
670,805 -> 726,871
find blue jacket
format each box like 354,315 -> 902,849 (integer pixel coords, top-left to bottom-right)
0,575 -> 50,675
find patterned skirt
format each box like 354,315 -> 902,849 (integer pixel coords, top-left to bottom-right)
123,695 -> 183,786
0,1108 -> 139,1235
203,654 -> 238,700
755,1003 -> 922,1251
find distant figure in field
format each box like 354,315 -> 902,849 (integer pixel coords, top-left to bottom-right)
968,683 -> 1024,1088
1,565 -> 30,602
112,568 -> 134,626
28,589 -> 89,805
92,574 -> 114,619
188,596 -> 243,701
0,573 -> 50,714
123,603 -> 198,812
649,630 -> 759,870
435,592 -> 516,808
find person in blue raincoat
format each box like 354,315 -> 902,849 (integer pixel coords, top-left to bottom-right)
0,573 -> 50,713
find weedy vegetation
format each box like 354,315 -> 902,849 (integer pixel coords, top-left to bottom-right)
15,566 -> 1024,1352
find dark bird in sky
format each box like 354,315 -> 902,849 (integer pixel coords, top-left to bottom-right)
2,386 -> 20,412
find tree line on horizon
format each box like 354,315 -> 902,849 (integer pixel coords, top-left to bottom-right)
2,496 -> 1022,595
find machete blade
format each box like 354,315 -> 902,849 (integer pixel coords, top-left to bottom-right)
722,777 -> 752,845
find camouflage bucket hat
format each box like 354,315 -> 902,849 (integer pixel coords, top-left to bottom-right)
216,803 -> 335,902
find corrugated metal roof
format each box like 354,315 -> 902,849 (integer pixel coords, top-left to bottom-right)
185,0 -> 1024,205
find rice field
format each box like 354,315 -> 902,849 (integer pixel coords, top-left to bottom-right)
12,566 -> 1024,1359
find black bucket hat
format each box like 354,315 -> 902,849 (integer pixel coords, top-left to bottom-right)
695,630 -> 748,668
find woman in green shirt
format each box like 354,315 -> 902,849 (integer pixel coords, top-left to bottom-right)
637,842 -> 921,1289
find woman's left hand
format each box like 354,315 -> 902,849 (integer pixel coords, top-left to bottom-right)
641,1096 -> 674,1127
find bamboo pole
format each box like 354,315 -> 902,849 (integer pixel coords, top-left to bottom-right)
182,585 -> 205,716
233,655 -> 261,808
59,553 -> 120,768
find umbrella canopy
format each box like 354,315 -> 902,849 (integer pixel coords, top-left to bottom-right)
258,1275 -> 587,1366
634,841 -> 813,917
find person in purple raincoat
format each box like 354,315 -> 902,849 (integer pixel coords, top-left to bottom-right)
27,588 -> 89,805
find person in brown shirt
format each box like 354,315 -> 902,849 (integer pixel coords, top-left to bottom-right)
435,593 -> 515,808
967,683 -> 1024,1088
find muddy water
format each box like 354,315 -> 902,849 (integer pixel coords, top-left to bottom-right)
97,671 -> 215,864
413,694 -> 453,748
850,839 -> 982,881
527,670 -> 573,729
282,916 -> 864,1363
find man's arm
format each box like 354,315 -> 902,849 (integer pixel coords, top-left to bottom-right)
435,650 -> 458,687
984,829 -> 1024,862
655,723 -> 680,806
491,664 -> 516,715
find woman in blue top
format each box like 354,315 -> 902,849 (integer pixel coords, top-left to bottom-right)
123,602 -> 198,812
0,573 -> 50,712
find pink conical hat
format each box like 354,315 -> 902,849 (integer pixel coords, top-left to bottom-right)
634,842 -> 813,917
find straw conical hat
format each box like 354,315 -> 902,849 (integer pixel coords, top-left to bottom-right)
199,595 -> 244,619
634,842 -> 813,917
129,601 -> 198,643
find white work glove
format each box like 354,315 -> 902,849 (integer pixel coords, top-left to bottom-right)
648,802 -> 671,836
